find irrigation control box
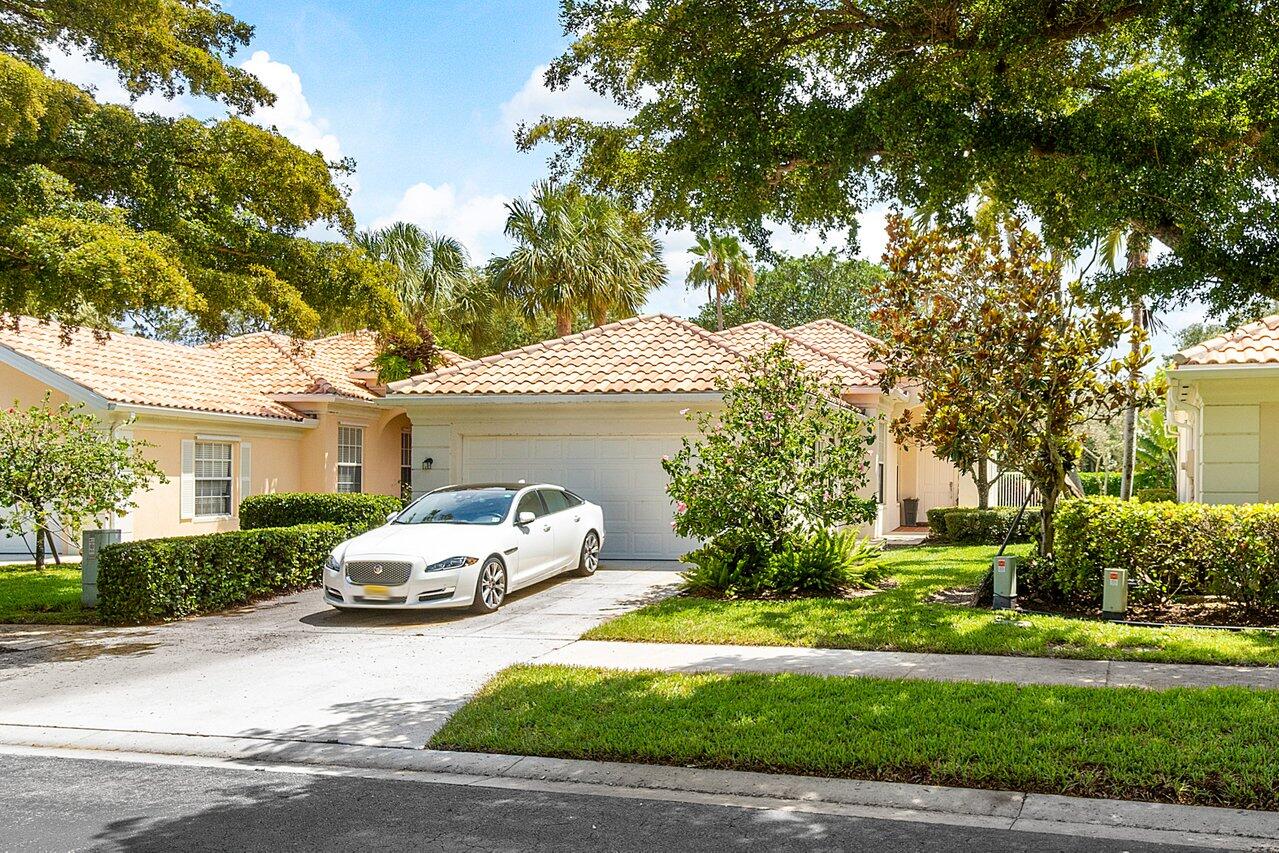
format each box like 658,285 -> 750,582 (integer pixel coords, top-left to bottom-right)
81,528 -> 121,607
1102,567 -> 1129,621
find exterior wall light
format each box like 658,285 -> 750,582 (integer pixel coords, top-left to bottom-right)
422,457 -> 434,471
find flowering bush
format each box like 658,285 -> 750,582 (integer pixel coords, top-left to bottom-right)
664,344 -> 878,592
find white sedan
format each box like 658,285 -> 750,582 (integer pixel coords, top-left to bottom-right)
323,483 -> 604,613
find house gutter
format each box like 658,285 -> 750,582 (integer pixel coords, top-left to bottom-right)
108,403 -> 318,429
383,392 -> 725,406
1169,364 -> 1279,379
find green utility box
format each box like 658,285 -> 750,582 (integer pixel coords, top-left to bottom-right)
81,529 -> 121,607
1102,567 -> 1128,621
992,554 -> 1017,610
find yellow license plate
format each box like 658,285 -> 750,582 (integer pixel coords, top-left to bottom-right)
362,585 -> 391,599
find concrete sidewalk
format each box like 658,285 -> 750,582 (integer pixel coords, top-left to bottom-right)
540,640 -> 1279,690
0,725 -> 1275,850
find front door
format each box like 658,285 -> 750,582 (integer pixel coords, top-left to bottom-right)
917,449 -> 957,514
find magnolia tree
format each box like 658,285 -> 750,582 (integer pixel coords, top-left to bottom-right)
873,216 -> 1156,556
0,398 -> 165,568
663,344 -> 878,569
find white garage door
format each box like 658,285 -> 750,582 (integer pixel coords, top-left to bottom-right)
462,435 -> 693,560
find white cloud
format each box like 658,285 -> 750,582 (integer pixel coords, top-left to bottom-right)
499,64 -> 634,134
372,182 -> 511,262
240,51 -> 342,162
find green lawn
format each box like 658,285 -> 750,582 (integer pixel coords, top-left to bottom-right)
432,664 -> 1279,810
0,562 -> 96,624
585,545 -> 1279,666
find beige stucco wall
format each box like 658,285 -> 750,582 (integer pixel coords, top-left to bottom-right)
1169,369 -> 1279,504
0,361 -> 73,409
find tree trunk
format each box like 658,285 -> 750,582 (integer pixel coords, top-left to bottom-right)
33,518 -> 46,570
1039,487 -> 1058,557
1120,232 -> 1150,500
974,457 -> 991,510
715,286 -> 724,331
555,306 -> 572,338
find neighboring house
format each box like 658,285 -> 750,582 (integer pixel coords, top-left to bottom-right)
0,319 -> 426,557
388,314 -> 975,558
1,313 -> 973,561
1167,314 -> 1279,504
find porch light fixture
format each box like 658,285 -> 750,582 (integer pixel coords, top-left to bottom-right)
421,457 -> 434,471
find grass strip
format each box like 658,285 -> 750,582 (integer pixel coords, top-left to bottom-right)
431,664 -> 1279,810
584,545 -> 1279,666
0,562 -> 95,624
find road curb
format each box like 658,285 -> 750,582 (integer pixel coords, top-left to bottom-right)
1,724 -> 1276,850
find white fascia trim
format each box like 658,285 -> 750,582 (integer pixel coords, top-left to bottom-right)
384,392 -> 724,405
0,345 -> 111,409
1172,364 -> 1279,378
111,403 -> 317,429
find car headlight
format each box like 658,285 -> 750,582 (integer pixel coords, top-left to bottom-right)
425,556 -> 479,572
325,553 -> 342,572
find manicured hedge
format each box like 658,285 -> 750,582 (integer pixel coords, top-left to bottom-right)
929,507 -> 1040,545
1136,488 -> 1177,503
240,492 -> 401,533
1037,498 -> 1279,612
1079,471 -> 1122,497
97,523 -> 346,624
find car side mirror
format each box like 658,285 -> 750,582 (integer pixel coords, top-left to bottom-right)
517,510 -> 536,525
385,511 -> 399,524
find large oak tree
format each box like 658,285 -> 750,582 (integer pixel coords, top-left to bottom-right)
527,0 -> 1279,316
0,0 -> 405,338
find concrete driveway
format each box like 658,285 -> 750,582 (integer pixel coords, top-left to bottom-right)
0,562 -> 680,748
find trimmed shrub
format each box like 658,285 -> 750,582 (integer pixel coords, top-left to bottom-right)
240,492 -> 401,533
97,523 -> 347,624
934,507 -> 1040,545
682,529 -> 880,597
1136,488 -> 1177,503
1079,471 -> 1122,497
1041,498 -> 1279,613
926,507 -> 952,538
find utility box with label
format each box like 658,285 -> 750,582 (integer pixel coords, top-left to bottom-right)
81,529 -> 121,607
992,554 -> 1018,610
1102,567 -> 1128,621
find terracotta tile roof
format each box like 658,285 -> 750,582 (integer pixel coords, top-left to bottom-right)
0,320 -> 306,421
1175,315 -> 1279,366
717,321 -> 880,387
785,319 -> 884,373
389,314 -> 746,396
204,331 -> 380,400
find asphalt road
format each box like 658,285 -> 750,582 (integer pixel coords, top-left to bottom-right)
0,753 -> 1210,853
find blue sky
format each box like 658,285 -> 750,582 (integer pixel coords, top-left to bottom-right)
48,0 -> 1200,352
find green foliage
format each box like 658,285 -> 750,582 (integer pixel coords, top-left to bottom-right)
925,507 -> 952,537
489,181 -> 666,337
874,216 -> 1155,555
239,492 -> 400,534
1136,488 -> 1178,504
530,1 -> 1279,315
1042,498 -> 1279,613
0,395 -> 165,568
1080,472 -> 1123,497
935,508 -> 1041,546
372,319 -> 438,384
0,5 -> 406,338
1134,409 -> 1177,492
692,251 -> 883,333
96,523 -> 345,623
664,343 -> 877,591
684,529 -> 881,597
685,233 -> 754,331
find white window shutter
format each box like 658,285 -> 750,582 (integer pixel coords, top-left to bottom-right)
180,439 -> 195,520
238,442 -> 252,511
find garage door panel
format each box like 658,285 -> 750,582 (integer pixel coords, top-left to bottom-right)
461,434 -> 691,559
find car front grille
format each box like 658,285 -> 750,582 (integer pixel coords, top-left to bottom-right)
345,560 -> 412,586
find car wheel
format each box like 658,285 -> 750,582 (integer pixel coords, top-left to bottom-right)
573,531 -> 601,577
471,557 -> 507,613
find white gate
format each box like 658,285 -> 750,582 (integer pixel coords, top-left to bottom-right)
993,471 -> 1038,508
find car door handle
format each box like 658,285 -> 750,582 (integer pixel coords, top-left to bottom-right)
542,525 -> 551,532
573,516 -> 580,522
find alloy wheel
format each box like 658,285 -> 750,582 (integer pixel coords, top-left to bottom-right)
480,559 -> 506,608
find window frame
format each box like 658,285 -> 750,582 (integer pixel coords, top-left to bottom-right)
193,440 -> 234,519
337,425 -> 364,494
399,430 -> 413,491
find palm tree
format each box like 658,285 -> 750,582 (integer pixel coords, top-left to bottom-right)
489,182 -> 666,337
686,233 -> 755,331
1102,226 -> 1153,500
353,222 -> 471,319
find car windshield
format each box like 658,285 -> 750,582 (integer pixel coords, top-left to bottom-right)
394,489 -> 516,525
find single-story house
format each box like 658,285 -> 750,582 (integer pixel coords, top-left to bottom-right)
1,313 -> 976,560
0,319 -> 419,557
1167,313 -> 1279,503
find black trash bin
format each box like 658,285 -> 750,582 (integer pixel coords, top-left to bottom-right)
901,498 -> 919,526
